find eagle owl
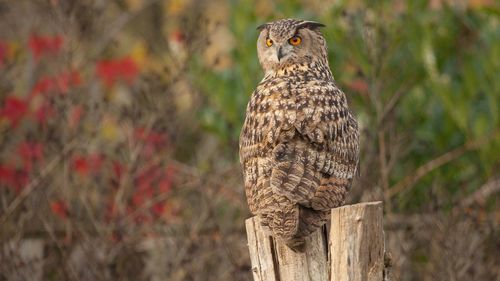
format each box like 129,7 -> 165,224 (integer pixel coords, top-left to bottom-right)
239,19 -> 359,251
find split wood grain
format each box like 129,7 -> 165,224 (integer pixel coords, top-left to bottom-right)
246,202 -> 384,281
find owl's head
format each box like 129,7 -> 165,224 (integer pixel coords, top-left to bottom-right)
256,19 -> 328,74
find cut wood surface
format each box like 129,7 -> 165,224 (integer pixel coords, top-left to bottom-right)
245,201 -> 384,281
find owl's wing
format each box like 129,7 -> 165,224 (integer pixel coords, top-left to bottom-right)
270,82 -> 359,210
309,113 -> 359,210
239,86 -> 298,214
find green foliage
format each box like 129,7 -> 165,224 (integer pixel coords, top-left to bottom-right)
196,1 -> 499,211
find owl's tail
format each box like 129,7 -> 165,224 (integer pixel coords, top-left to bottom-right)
262,205 -> 329,253
296,206 -> 329,238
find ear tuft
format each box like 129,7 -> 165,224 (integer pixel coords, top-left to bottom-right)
297,21 -> 325,30
256,23 -> 269,31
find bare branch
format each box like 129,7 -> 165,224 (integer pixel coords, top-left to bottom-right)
388,130 -> 499,198
0,140 -> 78,226
459,177 -> 500,208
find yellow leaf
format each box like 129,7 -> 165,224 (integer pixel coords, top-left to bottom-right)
7,41 -> 20,59
126,0 -> 143,11
165,0 -> 190,16
468,0 -> 495,8
100,117 -> 123,142
131,41 -> 147,67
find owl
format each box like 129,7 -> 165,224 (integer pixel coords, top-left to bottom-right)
239,19 -> 359,251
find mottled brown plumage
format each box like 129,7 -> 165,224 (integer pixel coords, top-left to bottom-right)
239,19 -> 359,251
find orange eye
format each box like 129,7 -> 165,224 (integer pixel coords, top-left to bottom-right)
266,38 -> 273,47
289,36 -> 302,46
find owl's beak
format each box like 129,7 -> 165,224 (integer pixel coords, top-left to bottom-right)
277,46 -> 285,61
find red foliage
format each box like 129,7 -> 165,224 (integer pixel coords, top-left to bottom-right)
18,141 -> 44,172
0,164 -> 29,193
72,155 -> 89,177
346,78 -> 369,95
134,128 -> 167,145
159,165 -> 175,194
134,127 -> 168,156
34,102 -> 56,126
151,202 -> 165,216
88,154 -> 104,173
129,164 -> 174,221
95,57 -> 139,87
133,213 -> 153,224
13,170 -> 28,193
28,34 -> 63,61
170,30 -> 185,43
56,71 -> 82,93
0,165 -> 16,187
112,161 -> 126,182
31,70 -> 81,97
135,165 -> 159,204
71,153 -> 104,177
31,77 -> 54,96
0,96 -> 28,127
50,200 -> 69,220
68,105 -> 85,129
158,174 -> 172,194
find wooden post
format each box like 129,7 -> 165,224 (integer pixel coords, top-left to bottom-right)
330,201 -> 384,281
245,215 -> 329,281
245,201 -> 384,281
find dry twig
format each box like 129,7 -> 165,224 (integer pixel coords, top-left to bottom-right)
388,130 -> 499,198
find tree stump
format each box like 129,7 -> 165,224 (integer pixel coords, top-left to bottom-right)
245,201 -> 385,281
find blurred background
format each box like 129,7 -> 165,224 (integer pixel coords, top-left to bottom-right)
0,0 -> 498,280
